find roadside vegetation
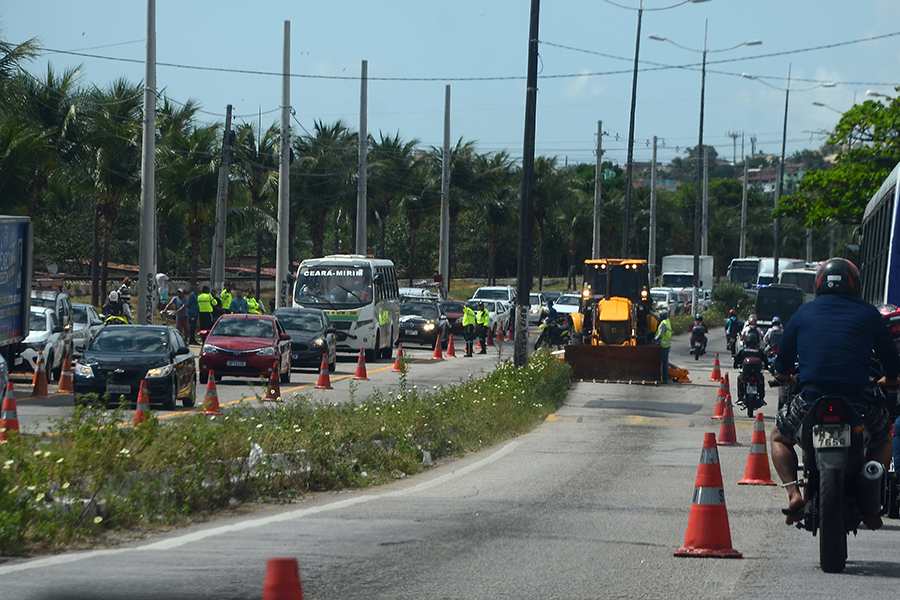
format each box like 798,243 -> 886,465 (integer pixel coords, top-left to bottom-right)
0,352 -> 570,556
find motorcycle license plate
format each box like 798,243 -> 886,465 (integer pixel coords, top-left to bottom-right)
106,384 -> 130,394
226,360 -> 246,367
812,424 -> 850,449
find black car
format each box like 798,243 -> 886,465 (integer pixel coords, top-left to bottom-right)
273,307 -> 338,371
754,283 -> 805,330
398,301 -> 450,349
73,325 -> 196,409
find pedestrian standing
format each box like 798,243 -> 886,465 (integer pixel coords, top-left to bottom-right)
230,288 -> 249,314
462,303 -> 476,357
476,302 -> 490,354
156,271 -> 169,310
187,285 -> 200,344
211,288 -> 224,322
219,286 -> 233,314
164,289 -> 190,340
197,285 -> 217,332
119,277 -> 133,322
655,310 -> 673,383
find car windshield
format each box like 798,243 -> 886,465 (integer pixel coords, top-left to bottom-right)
294,264 -> 373,308
651,292 -> 666,303
468,301 -> 496,312
31,297 -> 55,308
91,329 -> 169,353
530,294 -> 543,304
441,302 -> 464,313
29,312 -> 47,331
211,318 -> 275,339
276,312 -> 325,332
401,303 -> 439,318
474,289 -> 508,301
557,296 -> 581,306
73,306 -> 90,324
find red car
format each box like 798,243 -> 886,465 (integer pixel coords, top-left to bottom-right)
199,314 -> 292,384
440,301 -> 466,335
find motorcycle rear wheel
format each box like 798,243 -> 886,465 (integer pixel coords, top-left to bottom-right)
819,468 -> 847,573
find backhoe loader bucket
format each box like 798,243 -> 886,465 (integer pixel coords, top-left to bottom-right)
565,344 -> 663,383
668,362 -> 691,383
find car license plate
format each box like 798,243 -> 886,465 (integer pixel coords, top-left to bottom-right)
226,360 -> 246,367
812,424 -> 850,449
106,384 -> 130,394
407,330 -> 418,335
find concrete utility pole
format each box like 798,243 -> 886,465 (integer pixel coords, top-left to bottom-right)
649,136 -> 658,283
211,104 -> 233,293
592,120 -> 603,259
515,0 -> 540,368
740,157 -> 749,258
137,0 -> 157,325
356,60 -> 368,256
773,65 -> 791,285
274,21 -> 291,309
439,85 -> 451,299
727,131 -> 740,164
702,146 -> 709,255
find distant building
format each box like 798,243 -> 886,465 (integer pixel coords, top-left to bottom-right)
743,163 -> 809,195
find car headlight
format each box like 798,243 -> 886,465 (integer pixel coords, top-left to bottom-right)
257,346 -> 276,356
73,330 -> 87,340
201,344 -> 218,355
530,308 -> 539,315
423,322 -> 435,331
356,319 -> 373,327
312,338 -> 326,347
73,363 -> 94,378
146,364 -> 174,378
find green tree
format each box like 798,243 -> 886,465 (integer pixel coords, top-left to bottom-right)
369,132 -> 421,258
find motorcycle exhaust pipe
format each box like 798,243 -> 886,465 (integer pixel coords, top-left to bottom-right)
859,461 -> 885,521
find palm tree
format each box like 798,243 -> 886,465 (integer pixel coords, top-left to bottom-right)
369,132 -> 421,257
532,156 -> 569,289
0,34 -> 39,87
473,151 -> 518,283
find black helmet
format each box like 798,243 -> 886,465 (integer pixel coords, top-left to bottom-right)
695,314 -> 703,321
815,258 -> 860,297
659,310 -> 668,320
772,316 -> 781,325
745,330 -> 760,349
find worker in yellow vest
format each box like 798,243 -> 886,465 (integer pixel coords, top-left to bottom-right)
220,287 -> 233,314
247,295 -> 262,315
197,285 -> 218,331
476,302 -> 490,354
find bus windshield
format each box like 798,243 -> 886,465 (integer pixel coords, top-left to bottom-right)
294,265 -> 373,309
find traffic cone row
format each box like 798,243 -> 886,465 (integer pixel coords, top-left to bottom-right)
711,373 -> 729,420
674,432 -> 742,558
265,361 -> 281,401
738,412 -> 776,485
30,350 -> 48,399
315,354 -> 333,390
133,380 -> 150,425
202,371 -> 223,415
709,353 -> 722,382
717,394 -> 741,446
0,382 -> 19,442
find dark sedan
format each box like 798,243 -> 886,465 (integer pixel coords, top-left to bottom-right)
199,314 -> 292,384
273,307 -> 338,372
398,301 -> 450,349
73,325 -> 196,409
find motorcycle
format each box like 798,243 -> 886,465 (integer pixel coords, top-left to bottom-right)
726,333 -> 737,355
735,356 -> 766,417
534,316 -> 572,351
100,313 -> 130,326
778,386 -> 887,573
689,325 -> 707,360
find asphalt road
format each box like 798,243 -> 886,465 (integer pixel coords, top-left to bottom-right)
5,331 -> 900,599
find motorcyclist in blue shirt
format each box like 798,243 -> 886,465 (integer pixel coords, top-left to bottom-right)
771,258 -> 900,529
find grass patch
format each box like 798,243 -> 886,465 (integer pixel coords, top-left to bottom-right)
0,352 -> 570,556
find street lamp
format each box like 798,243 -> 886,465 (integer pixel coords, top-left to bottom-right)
607,0 -> 711,260
650,23 -> 761,309
812,101 -> 843,115
742,70 -> 835,278
866,90 -> 895,101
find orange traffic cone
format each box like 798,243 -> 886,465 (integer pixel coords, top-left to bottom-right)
353,348 -> 369,380
202,371 -> 223,415
134,380 -> 150,425
711,378 -> 728,420
446,334 -> 457,358
30,350 -> 49,398
265,361 -> 281,401
717,394 -> 741,446
496,328 -> 505,343
709,353 -> 722,382
431,338 -> 444,360
315,354 -> 333,390
0,382 -> 19,442
674,432 -> 743,558
392,344 -> 406,373
31,351 -> 40,387
57,350 -> 74,394
739,412 -> 776,485
262,557 -> 304,600
487,329 -> 495,346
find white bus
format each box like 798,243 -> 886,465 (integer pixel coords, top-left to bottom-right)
293,255 -> 400,361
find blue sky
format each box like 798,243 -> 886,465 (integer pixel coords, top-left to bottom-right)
4,1 -> 899,168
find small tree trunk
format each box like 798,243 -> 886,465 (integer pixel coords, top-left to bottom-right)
91,203 -> 101,306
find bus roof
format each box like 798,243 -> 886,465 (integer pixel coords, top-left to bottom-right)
863,160 -> 900,221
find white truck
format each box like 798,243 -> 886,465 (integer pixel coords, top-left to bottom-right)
660,254 -> 714,292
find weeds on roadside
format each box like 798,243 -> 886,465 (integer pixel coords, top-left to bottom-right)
0,352 -> 570,555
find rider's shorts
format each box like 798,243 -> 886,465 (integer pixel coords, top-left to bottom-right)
776,389 -> 891,446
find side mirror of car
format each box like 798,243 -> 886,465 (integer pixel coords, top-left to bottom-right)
326,327 -> 338,335
280,333 -> 291,341
175,346 -> 191,356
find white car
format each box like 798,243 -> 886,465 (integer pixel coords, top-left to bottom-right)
21,307 -> 67,381
552,294 -> 582,315
528,292 -> 546,325
651,288 -> 680,316
466,299 -> 509,336
471,286 -> 516,314
72,302 -> 105,357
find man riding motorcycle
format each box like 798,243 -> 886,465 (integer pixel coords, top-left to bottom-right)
740,314 -> 763,344
763,315 -> 784,358
771,258 -> 900,529
732,329 -> 769,410
689,314 -> 708,352
725,309 -> 742,354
